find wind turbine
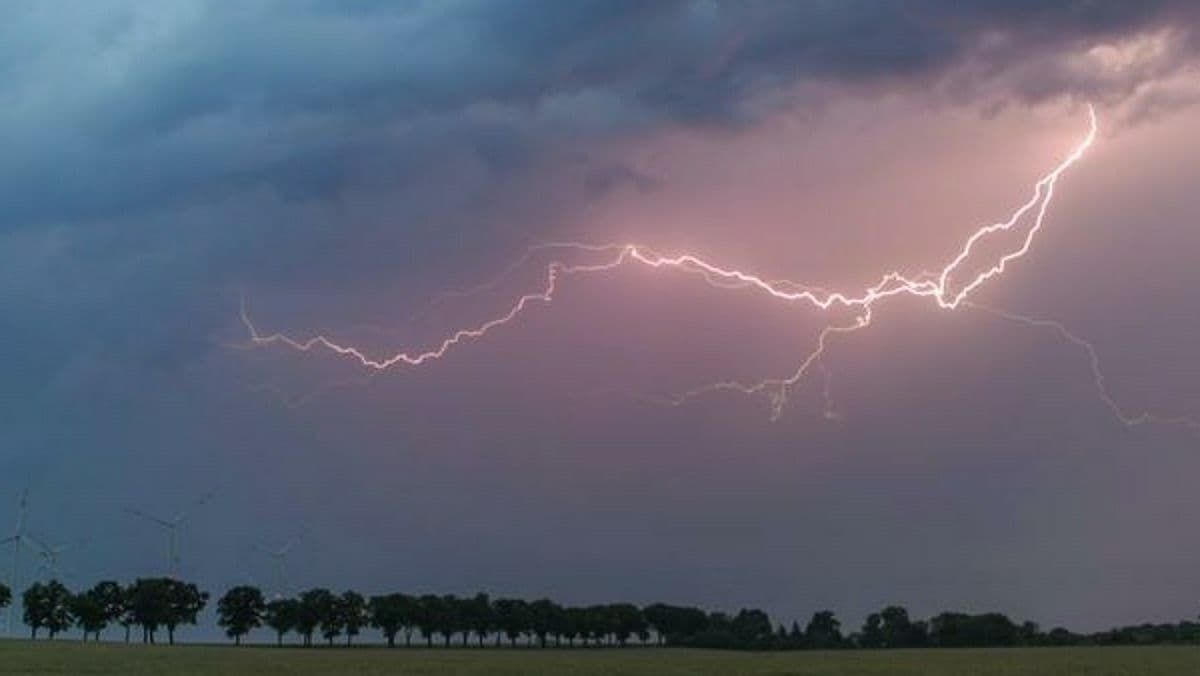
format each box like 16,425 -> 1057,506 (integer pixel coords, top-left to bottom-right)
1,489 -> 33,636
26,532 -> 80,583
126,490 -> 214,578
251,529 -> 306,599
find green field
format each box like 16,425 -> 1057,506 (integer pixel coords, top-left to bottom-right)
2,642 -> 1199,675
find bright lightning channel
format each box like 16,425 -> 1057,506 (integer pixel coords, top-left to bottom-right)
238,106 -> 1195,429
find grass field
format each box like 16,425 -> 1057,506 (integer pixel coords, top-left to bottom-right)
2,642 -> 1199,676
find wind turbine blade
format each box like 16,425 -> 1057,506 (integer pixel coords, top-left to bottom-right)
125,507 -> 172,528
173,489 -> 216,524
279,535 -> 304,555
280,525 -> 310,555
12,489 -> 28,531
24,533 -> 50,555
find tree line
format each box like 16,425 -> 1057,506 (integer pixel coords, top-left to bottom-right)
4,579 -> 1200,649
8,578 -> 206,643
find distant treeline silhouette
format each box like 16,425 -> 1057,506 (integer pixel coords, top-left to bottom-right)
4,579 -> 1200,649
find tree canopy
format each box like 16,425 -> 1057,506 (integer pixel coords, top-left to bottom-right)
217,585 -> 266,645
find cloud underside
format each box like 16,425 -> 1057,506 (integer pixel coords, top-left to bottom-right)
1,1 -> 1198,229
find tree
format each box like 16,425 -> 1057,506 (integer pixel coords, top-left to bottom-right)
707,611 -> 732,634
117,584 -> 137,643
608,603 -> 647,646
437,594 -> 461,647
731,608 -> 772,645
879,605 -> 925,648
467,592 -> 494,647
264,598 -> 300,646
369,594 -> 411,648
789,621 -> 804,642
70,592 -> 107,641
550,603 -> 571,646
644,604 -> 709,645
588,605 -> 614,645
396,594 -> 420,647
127,578 -> 170,643
163,579 -> 208,645
89,581 -> 126,642
805,610 -> 843,649
0,583 -> 10,612
493,598 -> 530,647
318,592 -> 344,646
929,611 -> 1018,647
643,603 -> 671,646
452,596 -> 474,647
860,613 -> 883,648
339,590 -> 368,646
297,588 -> 333,647
24,581 -> 74,639
561,606 -> 583,647
1020,620 -> 1041,645
127,577 -> 206,645
529,599 -> 564,648
414,594 -> 443,647
217,585 -> 266,645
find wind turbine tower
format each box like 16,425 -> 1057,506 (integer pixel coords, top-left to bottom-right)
126,490 -> 214,578
1,489 -> 32,636
251,530 -> 306,599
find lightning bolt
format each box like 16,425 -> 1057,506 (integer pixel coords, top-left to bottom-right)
237,105 -> 1195,429
967,303 -> 1200,432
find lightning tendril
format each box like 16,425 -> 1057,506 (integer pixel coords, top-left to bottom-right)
237,106 -> 1197,430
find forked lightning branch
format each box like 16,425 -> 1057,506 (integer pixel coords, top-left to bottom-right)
239,107 -> 1197,431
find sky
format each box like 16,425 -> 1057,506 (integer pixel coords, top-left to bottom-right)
3,1 -> 1200,638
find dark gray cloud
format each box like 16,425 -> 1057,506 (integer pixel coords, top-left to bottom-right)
2,1 -> 1196,229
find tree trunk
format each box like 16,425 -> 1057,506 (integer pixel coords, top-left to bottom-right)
236,635 -> 241,646
124,625 -> 130,643
387,634 -> 395,648
168,627 -> 175,645
462,633 -> 469,647
30,626 -> 37,640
